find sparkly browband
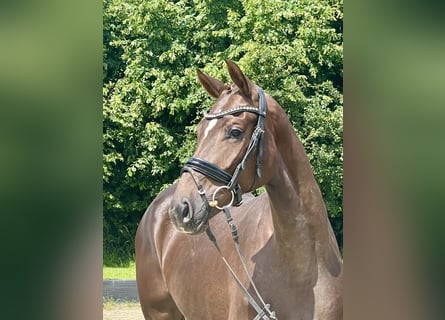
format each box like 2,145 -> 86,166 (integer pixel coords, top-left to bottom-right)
204,106 -> 266,120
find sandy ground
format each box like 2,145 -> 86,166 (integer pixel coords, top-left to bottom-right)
103,302 -> 144,320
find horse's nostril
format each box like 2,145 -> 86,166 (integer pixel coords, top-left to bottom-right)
182,201 -> 189,217
181,200 -> 192,223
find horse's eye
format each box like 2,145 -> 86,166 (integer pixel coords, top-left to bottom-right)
229,128 -> 243,139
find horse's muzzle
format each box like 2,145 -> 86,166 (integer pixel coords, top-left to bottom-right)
169,198 -> 210,235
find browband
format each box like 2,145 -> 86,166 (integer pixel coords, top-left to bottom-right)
204,106 -> 266,120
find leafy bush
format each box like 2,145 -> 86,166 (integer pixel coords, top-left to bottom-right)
103,0 -> 343,264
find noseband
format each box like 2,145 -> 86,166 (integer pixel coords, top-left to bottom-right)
181,86 -> 267,208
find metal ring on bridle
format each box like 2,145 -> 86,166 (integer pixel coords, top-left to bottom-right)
211,185 -> 235,210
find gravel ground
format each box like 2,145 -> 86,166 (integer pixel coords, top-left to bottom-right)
103,279 -> 144,319
103,302 -> 144,320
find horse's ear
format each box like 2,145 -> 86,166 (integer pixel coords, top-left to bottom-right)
225,60 -> 252,98
197,69 -> 225,99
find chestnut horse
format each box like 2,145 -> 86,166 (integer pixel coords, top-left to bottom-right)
136,61 -> 342,319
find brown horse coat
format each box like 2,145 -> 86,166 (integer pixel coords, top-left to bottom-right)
136,61 -> 342,319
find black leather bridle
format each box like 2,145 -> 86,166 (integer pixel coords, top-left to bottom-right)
181,86 -> 267,208
180,86 -> 277,319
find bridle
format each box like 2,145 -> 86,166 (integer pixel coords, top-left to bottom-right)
181,86 -> 267,208
180,86 -> 277,319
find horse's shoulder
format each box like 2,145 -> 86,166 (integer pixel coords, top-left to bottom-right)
137,183 -> 177,242
239,191 -> 269,209
150,183 -> 178,210
233,192 -> 272,230
141,183 -> 176,221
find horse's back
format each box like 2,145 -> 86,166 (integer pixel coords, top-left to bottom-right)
135,183 -> 184,320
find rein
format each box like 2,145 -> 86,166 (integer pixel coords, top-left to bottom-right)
181,86 -> 277,319
206,209 -> 277,320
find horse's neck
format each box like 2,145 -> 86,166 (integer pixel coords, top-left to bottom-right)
265,106 -> 333,267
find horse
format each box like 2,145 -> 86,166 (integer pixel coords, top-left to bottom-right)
135,60 -> 342,319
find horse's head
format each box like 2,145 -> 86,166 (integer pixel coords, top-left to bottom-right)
169,61 -> 274,234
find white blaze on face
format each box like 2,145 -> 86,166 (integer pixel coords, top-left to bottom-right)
203,118 -> 218,140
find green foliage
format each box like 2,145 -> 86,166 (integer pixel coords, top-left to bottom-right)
103,0 -> 343,264
103,261 -> 136,279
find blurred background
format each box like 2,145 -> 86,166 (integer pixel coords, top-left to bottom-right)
0,0 -> 444,319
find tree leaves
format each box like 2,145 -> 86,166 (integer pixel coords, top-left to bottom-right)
103,0 -> 343,263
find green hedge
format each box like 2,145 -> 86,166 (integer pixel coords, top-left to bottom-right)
103,0 -> 343,265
